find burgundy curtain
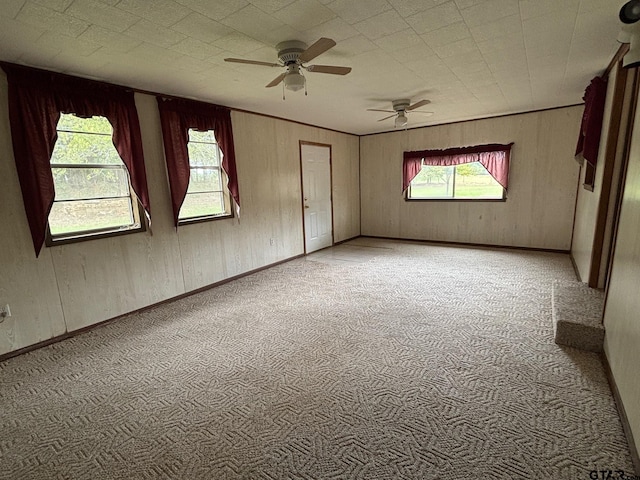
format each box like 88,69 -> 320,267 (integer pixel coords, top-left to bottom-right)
575,76 -> 608,167
156,96 -> 239,227
403,157 -> 423,193
403,143 -> 513,193
1,62 -> 150,257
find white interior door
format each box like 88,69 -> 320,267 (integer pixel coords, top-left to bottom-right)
301,143 -> 333,253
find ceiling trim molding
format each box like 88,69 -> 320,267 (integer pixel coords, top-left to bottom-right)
0,62 -> 596,139
360,103 -> 586,137
229,106 -> 357,137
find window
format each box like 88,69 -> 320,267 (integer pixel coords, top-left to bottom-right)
179,129 -> 231,222
156,96 -> 239,228
47,114 -> 143,242
2,62 -> 150,257
407,162 -> 505,200
402,143 -> 512,201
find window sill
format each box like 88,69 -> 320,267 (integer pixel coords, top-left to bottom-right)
405,198 -> 506,203
178,213 -> 234,226
46,223 -> 146,247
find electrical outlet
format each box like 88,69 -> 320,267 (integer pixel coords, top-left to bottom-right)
0,304 -> 11,319
270,238 -> 274,246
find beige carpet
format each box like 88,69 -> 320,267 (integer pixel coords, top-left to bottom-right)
0,238 -> 635,479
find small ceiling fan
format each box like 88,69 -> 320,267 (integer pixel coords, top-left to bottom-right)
368,99 -> 433,128
224,38 -> 352,94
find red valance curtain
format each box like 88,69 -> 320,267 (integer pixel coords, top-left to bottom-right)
575,76 -> 607,167
1,62 -> 150,257
402,143 -> 513,193
156,97 -> 239,227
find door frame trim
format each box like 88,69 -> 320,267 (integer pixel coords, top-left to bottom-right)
604,69 -> 640,303
588,60 -> 630,287
299,140 -> 334,254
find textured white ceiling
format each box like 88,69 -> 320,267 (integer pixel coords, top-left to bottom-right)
0,0 -> 623,134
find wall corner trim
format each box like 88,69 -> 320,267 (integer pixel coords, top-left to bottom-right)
569,253 -> 583,282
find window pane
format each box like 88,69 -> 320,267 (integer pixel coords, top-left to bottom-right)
187,141 -> 220,167
188,129 -> 217,143
454,162 -> 504,199
51,131 -> 123,165
179,192 -> 225,219
57,114 -> 113,134
411,166 -> 454,198
187,168 -> 221,194
52,167 -> 130,201
48,115 -> 140,242
49,198 -> 135,236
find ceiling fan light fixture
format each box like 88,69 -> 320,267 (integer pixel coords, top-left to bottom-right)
284,64 -> 305,92
284,72 -> 305,92
395,112 -> 408,128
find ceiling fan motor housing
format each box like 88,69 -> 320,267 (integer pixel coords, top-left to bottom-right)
392,99 -> 411,112
277,40 -> 307,65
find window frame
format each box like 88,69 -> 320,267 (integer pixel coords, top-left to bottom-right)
177,129 -> 233,225
44,115 -> 146,246
405,162 -> 507,202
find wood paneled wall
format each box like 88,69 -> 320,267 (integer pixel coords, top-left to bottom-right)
0,75 -> 360,356
603,85 -> 640,462
359,107 -> 582,250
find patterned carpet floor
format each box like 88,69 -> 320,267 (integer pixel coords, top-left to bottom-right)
0,238 -> 635,479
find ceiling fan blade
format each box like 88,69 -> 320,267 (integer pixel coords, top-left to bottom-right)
378,114 -> 397,122
298,38 -> 336,63
266,73 -> 287,88
406,99 -> 431,111
225,58 -> 281,67
305,65 -> 351,75
367,109 -> 395,113
412,111 -> 434,116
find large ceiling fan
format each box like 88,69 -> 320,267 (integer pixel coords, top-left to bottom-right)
368,99 -> 433,128
224,38 -> 351,94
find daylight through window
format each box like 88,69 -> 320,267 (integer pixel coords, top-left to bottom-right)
48,114 -> 142,241
179,129 -> 231,222
408,162 -> 505,200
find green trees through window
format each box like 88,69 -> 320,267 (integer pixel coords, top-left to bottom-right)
48,114 -> 142,240
408,162 -> 504,200
178,129 -> 230,222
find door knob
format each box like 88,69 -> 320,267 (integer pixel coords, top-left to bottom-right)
304,205 -> 310,209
